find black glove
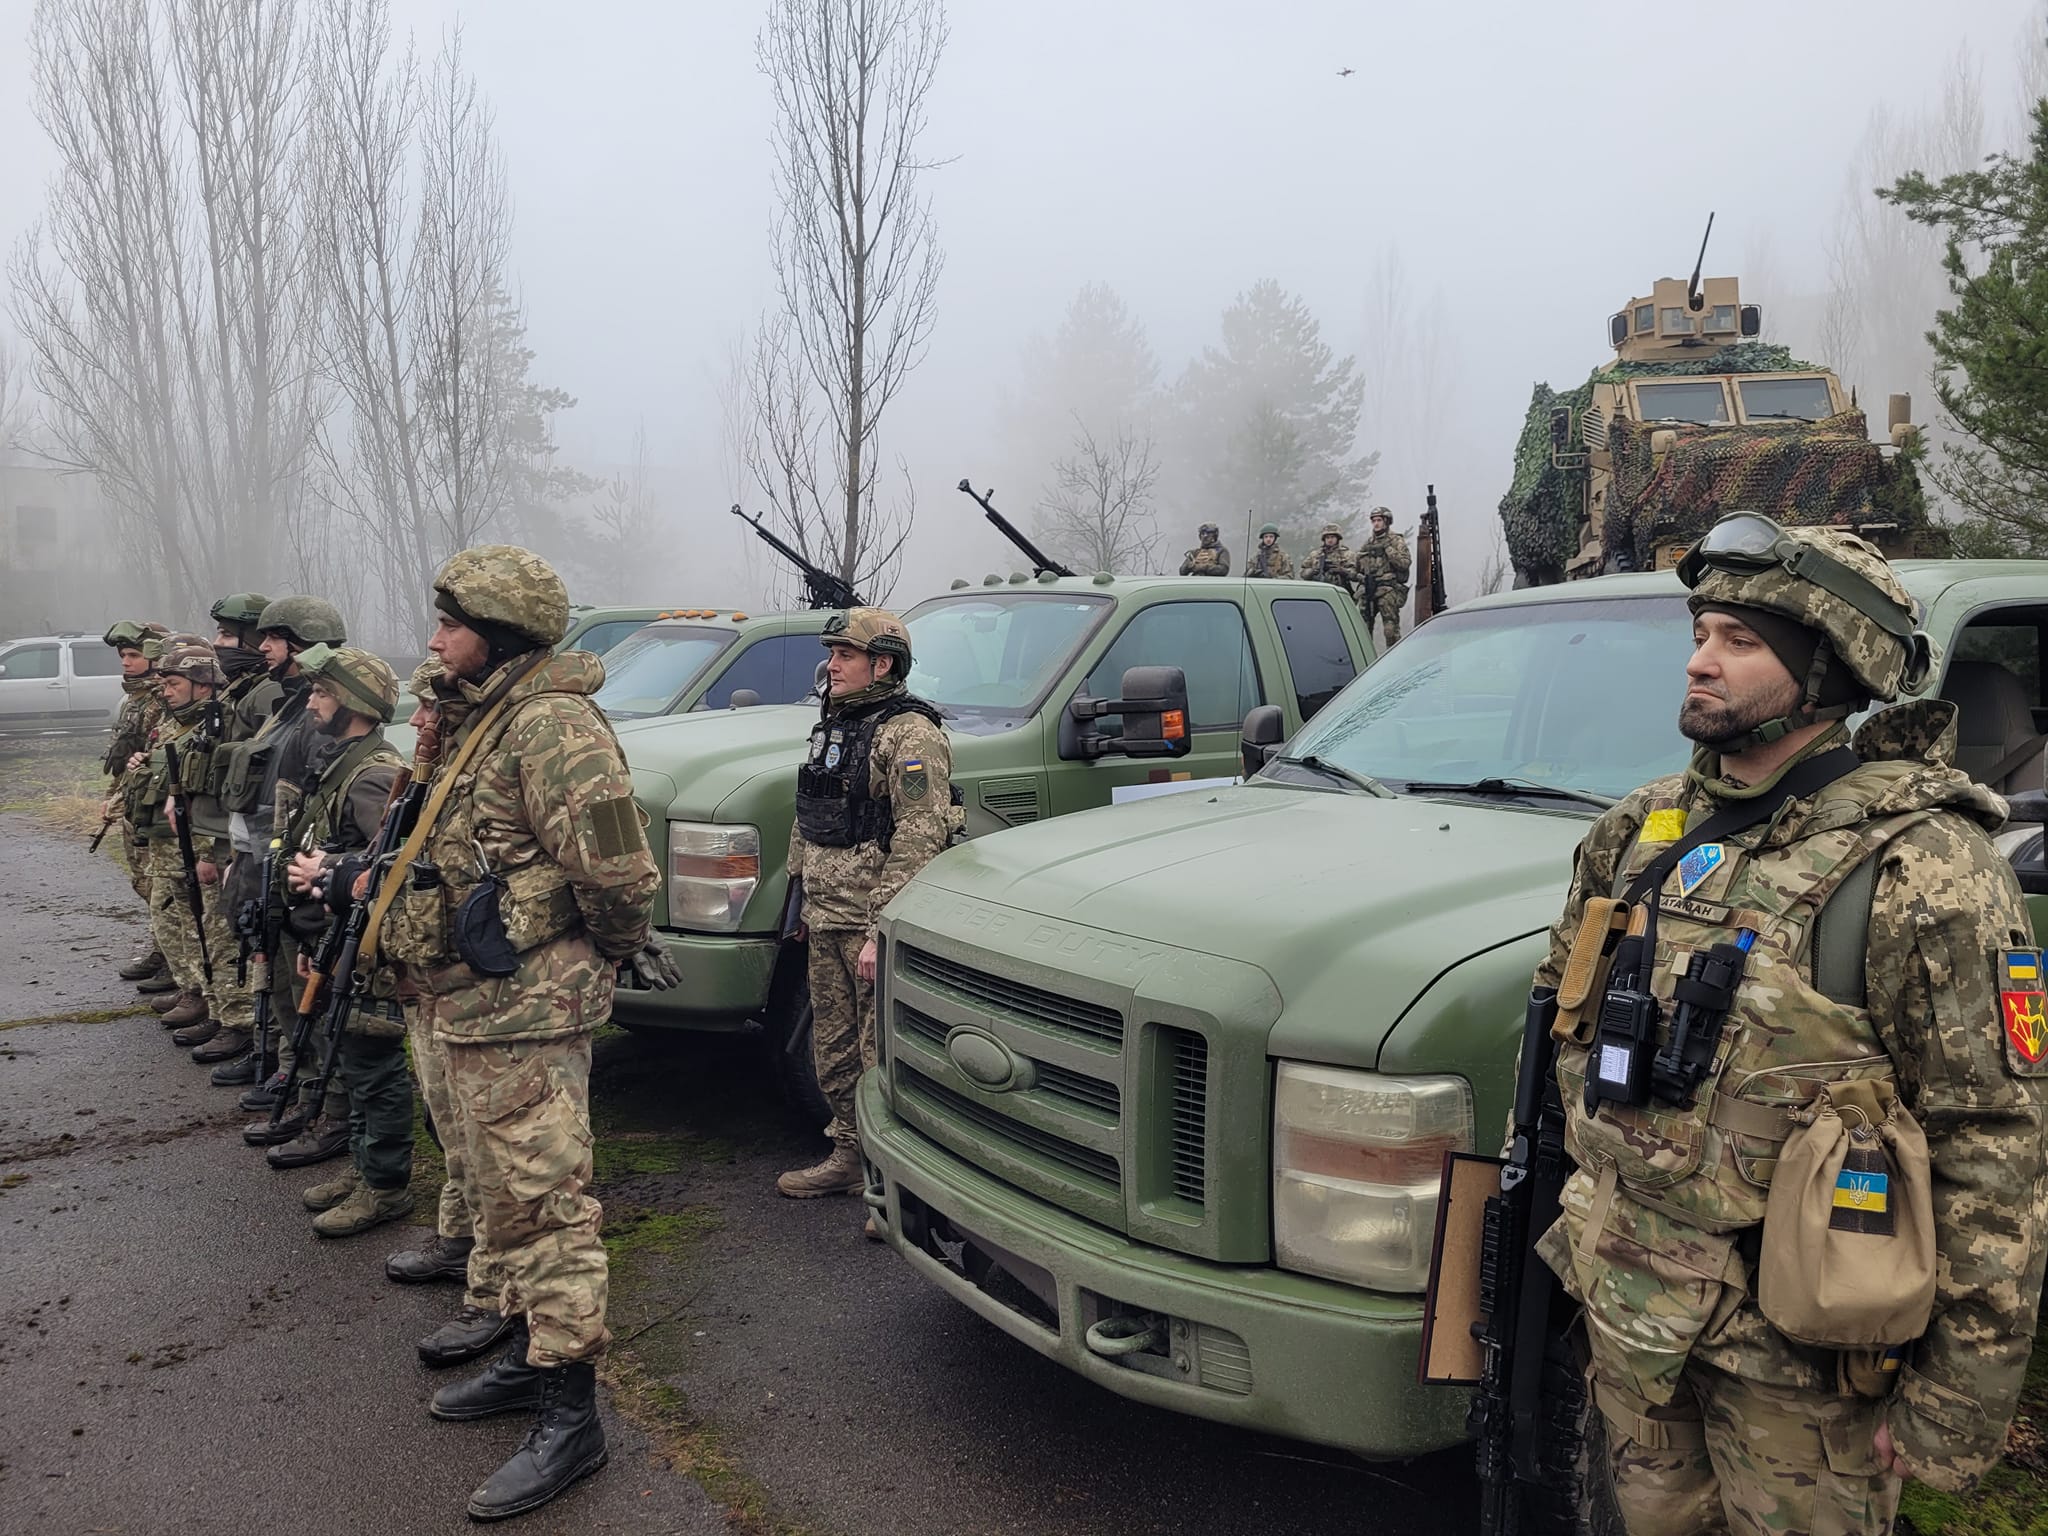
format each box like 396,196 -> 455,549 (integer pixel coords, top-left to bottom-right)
622,941 -> 682,990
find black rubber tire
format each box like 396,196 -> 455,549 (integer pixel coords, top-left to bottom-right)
764,951 -> 831,1128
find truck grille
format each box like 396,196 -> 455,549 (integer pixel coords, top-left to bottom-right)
899,945 -> 1124,1051
896,1003 -> 1120,1122
1167,1027 -> 1209,1206
899,1073 -> 1121,1193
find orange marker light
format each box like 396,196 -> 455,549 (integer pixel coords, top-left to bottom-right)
1162,709 -> 1186,741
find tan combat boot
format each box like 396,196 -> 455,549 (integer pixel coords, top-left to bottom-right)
775,1144 -> 864,1198
312,1183 -> 415,1238
159,989 -> 207,1028
302,1163 -> 361,1212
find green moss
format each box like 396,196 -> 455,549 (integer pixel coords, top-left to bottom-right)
0,1005 -> 151,1032
602,1202 -> 722,1266
592,1129 -> 736,1180
405,1099 -> 447,1213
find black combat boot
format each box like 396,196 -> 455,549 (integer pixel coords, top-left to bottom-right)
388,1233 -> 474,1285
191,1025 -> 249,1064
429,1322 -> 543,1421
464,1360 -> 607,1522
212,1049 -> 269,1088
239,1070 -> 292,1112
418,1304 -> 514,1367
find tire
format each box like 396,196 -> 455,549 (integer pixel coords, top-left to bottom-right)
763,951 -> 831,1127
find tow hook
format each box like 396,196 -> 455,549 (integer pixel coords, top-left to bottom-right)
1083,1313 -> 1167,1359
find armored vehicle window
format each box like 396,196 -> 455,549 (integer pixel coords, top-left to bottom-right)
593,625 -> 736,719
1704,304 -> 1739,335
1277,596 -> 1695,803
69,641 -> 122,677
902,592 -> 1112,735
1634,304 -> 1654,334
568,619 -> 652,657
1634,380 -> 1731,424
0,643 -> 60,680
1660,307 -> 1694,336
1736,376 -> 1835,423
700,633 -> 820,709
1273,599 -> 1356,720
1084,601 -> 1261,732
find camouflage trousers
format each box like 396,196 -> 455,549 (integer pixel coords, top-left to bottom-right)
808,928 -> 875,1150
1600,1360 -> 1900,1535
438,1029 -> 607,1366
276,932 -> 352,1121
146,843 -> 253,1027
1362,587 -> 1405,648
405,1000 -> 504,1314
121,821 -> 150,904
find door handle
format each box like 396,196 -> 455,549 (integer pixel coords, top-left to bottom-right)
46,680 -> 65,689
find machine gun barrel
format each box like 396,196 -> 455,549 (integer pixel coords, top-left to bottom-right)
731,505 -> 864,610
956,479 -> 1075,578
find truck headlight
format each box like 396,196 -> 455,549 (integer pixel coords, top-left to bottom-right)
1272,1063 -> 1473,1293
667,821 -> 759,933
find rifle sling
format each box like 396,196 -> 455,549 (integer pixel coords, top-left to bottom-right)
357,655 -> 543,972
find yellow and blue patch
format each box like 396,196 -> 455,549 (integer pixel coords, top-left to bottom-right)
1831,1168 -> 1889,1214
900,758 -> 929,801
2001,946 -> 2048,1071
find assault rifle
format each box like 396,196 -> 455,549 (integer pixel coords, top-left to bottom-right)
236,840 -> 284,1079
956,479 -> 1075,578
88,808 -> 117,854
731,505 -> 864,611
160,740 -> 214,985
1416,484 -> 1449,627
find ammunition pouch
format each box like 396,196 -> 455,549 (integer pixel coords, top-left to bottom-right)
794,764 -> 893,850
454,871 -> 519,977
452,863 -> 577,976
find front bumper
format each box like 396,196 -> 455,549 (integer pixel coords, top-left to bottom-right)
610,931 -> 780,1031
857,1070 -> 1470,1460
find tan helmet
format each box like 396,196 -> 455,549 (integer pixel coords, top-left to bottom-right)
1681,515 -> 1927,706
822,607 -> 912,669
298,643 -> 400,723
407,658 -> 445,701
1319,522 -> 1343,540
433,544 -> 570,647
159,637 -> 225,689
1369,506 -> 1393,525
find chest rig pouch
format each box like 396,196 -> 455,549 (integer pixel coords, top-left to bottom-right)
794,695 -> 944,851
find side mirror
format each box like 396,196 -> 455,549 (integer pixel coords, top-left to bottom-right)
1062,664 -> 1191,760
1240,704 -> 1285,778
812,659 -> 830,699
2005,790 -> 2048,825
1548,405 -> 1571,455
729,688 -> 762,710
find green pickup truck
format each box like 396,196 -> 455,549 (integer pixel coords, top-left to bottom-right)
856,559 -> 2048,1460
611,572 -> 1377,1115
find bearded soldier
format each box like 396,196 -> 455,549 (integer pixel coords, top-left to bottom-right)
102,621 -> 171,990
366,545 -> 670,1521
1249,522 -> 1293,580
1530,515 -> 2047,1531
1353,507 -> 1411,647
782,609 -> 957,1220
1299,523 -> 1355,593
1179,522 -> 1231,577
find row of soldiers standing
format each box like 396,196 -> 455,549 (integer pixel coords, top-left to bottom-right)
95,547 -> 673,1523
1178,507 -> 1413,648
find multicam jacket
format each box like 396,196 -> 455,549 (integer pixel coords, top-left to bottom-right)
1249,543 -> 1295,580
105,675 -> 162,779
788,685 -> 957,937
1353,530 -> 1411,601
1299,545 -> 1355,592
1534,706 -> 2048,1493
380,648 -> 659,1043
1179,544 -> 1231,577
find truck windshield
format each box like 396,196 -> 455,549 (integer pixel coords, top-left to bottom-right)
1633,380 -> 1731,424
902,592 -> 1113,735
1275,595 -> 1697,804
1737,375 -> 1836,422
593,625 -> 736,719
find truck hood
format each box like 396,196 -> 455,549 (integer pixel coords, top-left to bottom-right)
909,783 -> 1584,1066
615,704 -> 816,818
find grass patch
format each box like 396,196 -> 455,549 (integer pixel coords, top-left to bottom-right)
593,1127 -> 737,1180
1901,1327 -> 2048,1534
602,1202 -> 723,1267
0,1004 -> 152,1032
405,1096 -> 449,1216
601,1352 -> 818,1536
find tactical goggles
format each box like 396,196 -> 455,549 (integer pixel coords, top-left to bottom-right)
1677,512 -> 1916,640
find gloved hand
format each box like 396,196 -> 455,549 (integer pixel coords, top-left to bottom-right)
622,941 -> 682,990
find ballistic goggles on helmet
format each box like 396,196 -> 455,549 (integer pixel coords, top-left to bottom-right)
1677,513 -> 1916,641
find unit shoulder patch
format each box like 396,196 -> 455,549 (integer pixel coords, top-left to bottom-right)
1999,946 -> 2048,1077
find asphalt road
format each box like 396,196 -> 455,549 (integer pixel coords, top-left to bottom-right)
0,813 -> 1477,1536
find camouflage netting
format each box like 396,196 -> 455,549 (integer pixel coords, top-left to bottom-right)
1498,343 -> 1941,587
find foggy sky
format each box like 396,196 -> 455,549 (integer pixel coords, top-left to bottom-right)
0,0 -> 2039,608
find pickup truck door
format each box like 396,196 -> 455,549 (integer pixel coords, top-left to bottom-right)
0,641 -> 68,727
62,638 -> 124,727
1043,597 -> 1270,818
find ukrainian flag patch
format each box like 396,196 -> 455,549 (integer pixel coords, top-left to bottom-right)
1640,809 -> 1686,844
1831,1168 -> 1888,1213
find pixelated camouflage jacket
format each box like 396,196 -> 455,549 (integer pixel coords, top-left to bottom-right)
1534,703 -> 2048,1492
105,675 -> 162,779
1180,544 -> 1231,576
1299,546 -> 1355,591
385,648 -> 659,1042
788,686 -> 956,937
1353,530 -> 1411,593
1249,544 -> 1294,580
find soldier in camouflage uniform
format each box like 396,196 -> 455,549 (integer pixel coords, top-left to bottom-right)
782,609 -> 956,1210
365,545 -> 669,1522
101,621 -> 170,985
1299,523 -> 1355,592
1353,507 -> 1411,648
280,644 -> 412,1233
1532,514 -> 2048,1532
1179,522 -> 1231,576
1249,522 -> 1293,580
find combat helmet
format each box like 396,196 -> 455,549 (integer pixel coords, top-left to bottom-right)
297,644 -> 400,724
209,593 -> 272,646
103,620 -> 168,662
407,658 -> 445,701
1679,512 -> 1930,743
257,595 -> 347,648
823,607 -> 912,669
433,545 -> 570,649
1259,522 -> 1280,538
1369,506 -> 1393,525
159,636 -> 225,689
1319,522 -> 1343,540
1198,522 -> 1219,537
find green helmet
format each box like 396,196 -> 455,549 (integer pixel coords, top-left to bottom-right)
1681,513 -> 1930,737
823,607 -> 912,668
1198,522 -> 1219,537
209,592 -> 272,643
433,545 -> 570,647
103,620 -> 168,661
257,595 -> 347,647
1259,522 -> 1280,538
298,643 -> 400,724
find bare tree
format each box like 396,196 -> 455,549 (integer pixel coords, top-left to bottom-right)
592,419 -> 657,547
751,0 -> 948,599
1035,416 -> 1161,576
0,334 -> 29,462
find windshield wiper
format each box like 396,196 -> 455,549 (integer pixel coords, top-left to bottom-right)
1269,754 -> 1391,797
1397,776 -> 1616,810
1744,411 -> 1815,421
